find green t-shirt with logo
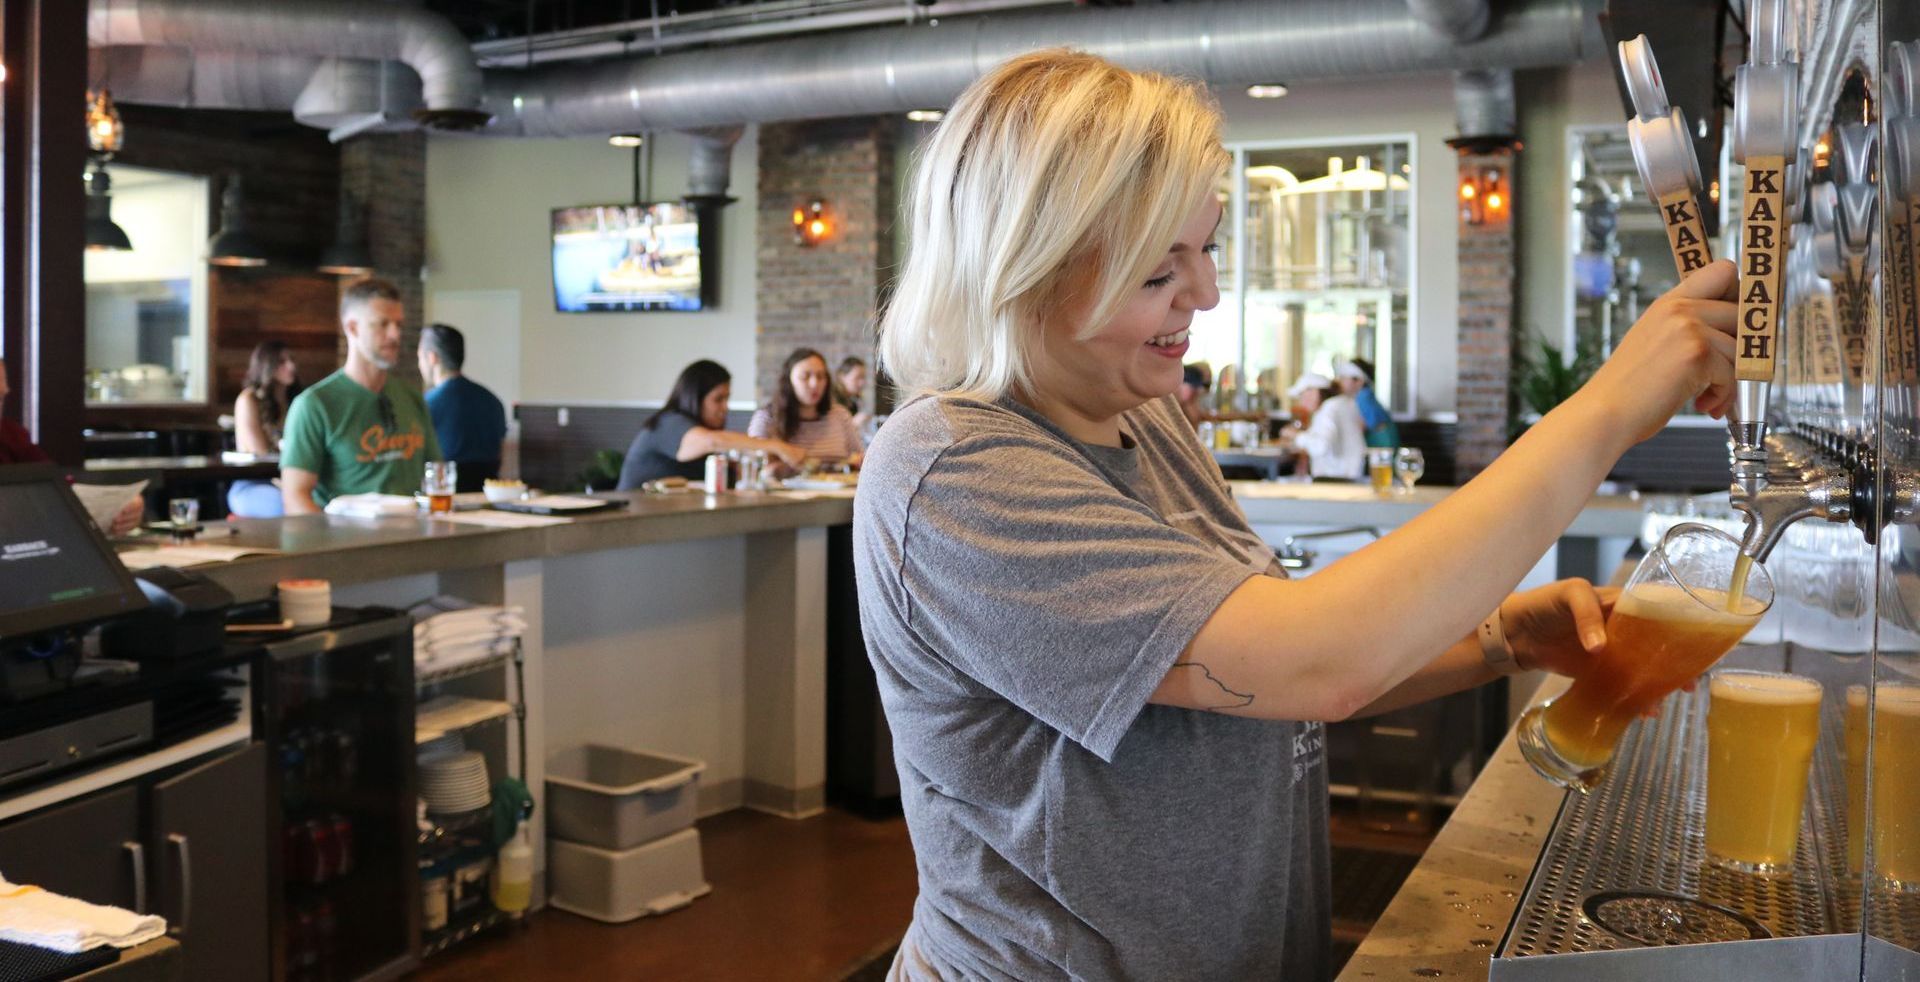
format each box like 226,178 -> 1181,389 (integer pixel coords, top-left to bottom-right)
281,371 -> 442,505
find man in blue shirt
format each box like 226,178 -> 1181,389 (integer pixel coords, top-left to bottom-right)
1337,358 -> 1399,449
418,323 -> 508,491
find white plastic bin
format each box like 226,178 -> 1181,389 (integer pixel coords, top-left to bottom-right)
547,826 -> 711,923
546,744 -> 704,850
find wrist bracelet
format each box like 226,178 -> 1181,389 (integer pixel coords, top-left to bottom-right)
1479,608 -> 1522,675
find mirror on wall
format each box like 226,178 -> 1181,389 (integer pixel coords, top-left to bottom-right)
83,164 -> 211,406
1191,138 -> 1413,416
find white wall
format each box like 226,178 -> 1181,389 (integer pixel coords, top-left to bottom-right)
424,129 -> 759,406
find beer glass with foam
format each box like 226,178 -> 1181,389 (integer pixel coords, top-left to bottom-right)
1847,682 -> 1920,888
1705,670 -> 1822,873
1518,523 -> 1773,791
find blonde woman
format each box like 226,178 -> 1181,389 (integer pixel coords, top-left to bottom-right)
855,50 -> 1741,979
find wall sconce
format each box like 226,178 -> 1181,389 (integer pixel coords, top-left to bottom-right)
86,88 -> 124,156
1458,165 -> 1510,226
792,199 -> 831,246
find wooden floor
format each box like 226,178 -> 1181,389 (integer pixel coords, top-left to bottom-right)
412,808 -> 919,981
411,799 -> 1436,980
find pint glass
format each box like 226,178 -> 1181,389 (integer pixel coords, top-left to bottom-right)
1518,523 -> 1773,791
1847,682 -> 1920,887
1705,670 -> 1822,873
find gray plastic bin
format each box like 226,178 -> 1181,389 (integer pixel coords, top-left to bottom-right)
546,744 -> 705,850
548,826 -> 710,923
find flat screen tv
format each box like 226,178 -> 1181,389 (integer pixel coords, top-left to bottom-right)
552,202 -> 709,312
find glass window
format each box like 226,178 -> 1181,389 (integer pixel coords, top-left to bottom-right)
83,164 -> 211,405
1193,139 -> 1414,415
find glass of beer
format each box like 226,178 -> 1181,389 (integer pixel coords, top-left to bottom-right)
1850,682 -> 1920,888
422,461 -> 458,513
1368,448 -> 1395,495
1704,670 -> 1822,873
1518,523 -> 1773,791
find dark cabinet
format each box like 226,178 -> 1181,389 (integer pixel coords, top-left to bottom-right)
151,742 -> 270,982
0,784 -> 140,911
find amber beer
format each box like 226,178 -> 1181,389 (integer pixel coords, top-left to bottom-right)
1705,671 -> 1822,872
1847,683 -> 1920,887
1540,584 -> 1761,764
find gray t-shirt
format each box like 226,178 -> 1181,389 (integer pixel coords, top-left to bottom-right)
616,411 -> 702,489
854,393 -> 1330,981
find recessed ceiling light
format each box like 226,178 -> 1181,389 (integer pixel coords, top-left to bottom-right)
906,109 -> 945,123
1246,83 -> 1289,99
608,133 -> 644,148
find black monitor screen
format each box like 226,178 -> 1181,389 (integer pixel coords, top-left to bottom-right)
0,467 -> 144,639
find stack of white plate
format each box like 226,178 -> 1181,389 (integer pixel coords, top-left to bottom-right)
420,750 -> 490,815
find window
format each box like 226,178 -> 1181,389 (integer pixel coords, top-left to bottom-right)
83,165 -> 211,405
1192,138 -> 1415,415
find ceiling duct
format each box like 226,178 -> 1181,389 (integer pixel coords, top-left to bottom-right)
89,46 -> 321,111
1407,0 -> 1491,43
1450,67 -> 1519,152
482,0 -> 1602,135
293,58 -> 429,142
87,0 -> 488,130
685,127 -> 746,202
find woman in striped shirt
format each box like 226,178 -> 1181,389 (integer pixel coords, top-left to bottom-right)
749,347 -> 865,471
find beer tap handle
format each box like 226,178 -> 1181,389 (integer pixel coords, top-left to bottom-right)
1619,36 -> 1714,279
1728,0 -> 1800,460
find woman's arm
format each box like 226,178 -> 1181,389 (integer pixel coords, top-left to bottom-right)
1150,261 -> 1740,722
675,425 -> 806,469
234,391 -> 272,455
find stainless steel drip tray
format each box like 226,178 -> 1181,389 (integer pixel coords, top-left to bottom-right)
1488,683 -> 1862,980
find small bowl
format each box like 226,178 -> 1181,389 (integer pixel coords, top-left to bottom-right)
483,482 -> 528,505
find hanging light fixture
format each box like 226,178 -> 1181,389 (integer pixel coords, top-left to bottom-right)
83,158 -> 132,252
317,191 -> 374,276
85,88 -> 124,156
207,174 -> 268,267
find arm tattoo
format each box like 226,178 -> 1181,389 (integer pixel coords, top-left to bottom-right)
1168,661 -> 1254,711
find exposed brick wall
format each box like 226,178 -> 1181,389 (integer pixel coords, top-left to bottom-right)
755,117 -> 895,406
1455,153 -> 1516,479
340,131 -> 427,387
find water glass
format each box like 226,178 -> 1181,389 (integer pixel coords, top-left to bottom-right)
169,497 -> 199,529
1393,447 -> 1426,493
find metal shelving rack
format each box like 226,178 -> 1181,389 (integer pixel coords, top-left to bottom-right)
414,636 -> 528,962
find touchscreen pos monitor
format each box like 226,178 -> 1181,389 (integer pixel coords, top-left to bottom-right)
0,464 -> 146,640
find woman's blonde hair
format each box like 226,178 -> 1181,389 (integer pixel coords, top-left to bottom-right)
878,50 -> 1227,400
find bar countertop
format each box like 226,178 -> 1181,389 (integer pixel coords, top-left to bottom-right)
117,489 -> 856,601
1336,680 -> 1569,981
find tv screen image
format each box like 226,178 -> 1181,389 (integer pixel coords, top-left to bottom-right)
552,203 -> 704,312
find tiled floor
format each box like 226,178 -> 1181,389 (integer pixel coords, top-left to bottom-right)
412,799 -> 1437,980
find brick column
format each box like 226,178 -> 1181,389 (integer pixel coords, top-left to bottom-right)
340,131 -> 427,386
1455,153 -> 1516,480
755,118 -> 895,404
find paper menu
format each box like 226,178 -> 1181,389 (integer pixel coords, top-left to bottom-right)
118,543 -> 279,570
73,479 -> 148,530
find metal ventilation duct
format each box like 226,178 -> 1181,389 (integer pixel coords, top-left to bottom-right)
482,0 -> 1602,135
87,0 -> 487,129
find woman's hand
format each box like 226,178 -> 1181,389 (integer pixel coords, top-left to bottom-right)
1569,259 -> 1740,446
1499,579 -> 1616,679
109,495 -> 145,537
772,441 -> 807,470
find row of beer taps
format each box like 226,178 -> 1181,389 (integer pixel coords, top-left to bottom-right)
1621,0 -> 1920,564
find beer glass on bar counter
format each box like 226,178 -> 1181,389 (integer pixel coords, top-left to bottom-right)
1847,683 -> 1920,888
1704,669 -> 1822,873
422,461 -> 457,513
1518,523 -> 1774,791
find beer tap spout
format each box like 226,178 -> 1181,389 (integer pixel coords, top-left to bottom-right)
1730,457 -> 1853,563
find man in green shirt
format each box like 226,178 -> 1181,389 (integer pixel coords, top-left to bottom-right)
280,277 -> 442,514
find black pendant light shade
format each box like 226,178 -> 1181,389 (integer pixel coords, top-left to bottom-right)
84,159 -> 132,252
207,174 -> 267,267
317,192 -> 374,276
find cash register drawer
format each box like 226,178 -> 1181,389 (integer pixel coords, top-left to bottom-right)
0,703 -> 152,793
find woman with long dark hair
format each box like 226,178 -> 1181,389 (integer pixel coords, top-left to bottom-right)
227,340 -> 299,517
748,348 -> 864,471
617,360 -> 805,489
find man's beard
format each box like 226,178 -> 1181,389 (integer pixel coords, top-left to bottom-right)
364,349 -> 396,372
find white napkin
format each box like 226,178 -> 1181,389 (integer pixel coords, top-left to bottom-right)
0,876 -> 166,953
323,493 -> 419,519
